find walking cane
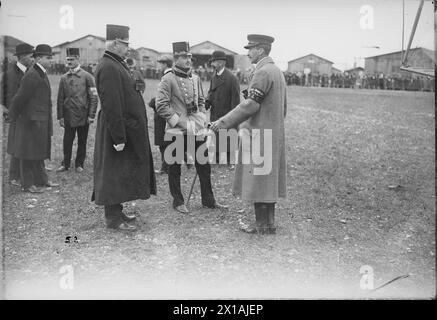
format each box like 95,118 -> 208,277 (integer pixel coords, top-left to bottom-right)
186,171 -> 197,207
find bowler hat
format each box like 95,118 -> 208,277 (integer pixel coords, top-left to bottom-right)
106,24 -> 129,43
172,42 -> 191,56
244,34 -> 275,49
157,53 -> 174,64
14,43 -> 34,56
33,44 -> 53,56
209,50 -> 226,62
66,47 -> 80,57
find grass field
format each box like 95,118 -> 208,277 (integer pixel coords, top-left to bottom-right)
1,76 -> 435,299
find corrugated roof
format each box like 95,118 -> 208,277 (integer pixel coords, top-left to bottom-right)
288,53 -> 334,65
365,47 -> 434,61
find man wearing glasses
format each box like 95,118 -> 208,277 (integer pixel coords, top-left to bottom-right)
92,24 -> 156,231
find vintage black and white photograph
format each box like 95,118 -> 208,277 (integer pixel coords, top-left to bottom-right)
0,0 -> 435,301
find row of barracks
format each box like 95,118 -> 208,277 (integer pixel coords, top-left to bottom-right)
2,35 -> 434,80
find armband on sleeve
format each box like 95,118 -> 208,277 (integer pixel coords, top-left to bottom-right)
248,88 -> 265,104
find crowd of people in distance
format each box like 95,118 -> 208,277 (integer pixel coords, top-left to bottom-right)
283,71 -> 435,92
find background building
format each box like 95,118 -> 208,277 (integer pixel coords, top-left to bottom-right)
52,34 -> 106,67
287,54 -> 335,75
364,47 -> 434,78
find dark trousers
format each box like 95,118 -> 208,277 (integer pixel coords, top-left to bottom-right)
166,135 -> 215,208
62,124 -> 89,168
104,203 -> 123,228
19,159 -> 48,188
9,156 -> 20,181
254,202 -> 276,227
159,145 -> 169,173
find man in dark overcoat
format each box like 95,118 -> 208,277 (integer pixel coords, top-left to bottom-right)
206,50 -> 240,166
92,24 -> 156,231
3,43 -> 35,186
210,34 -> 287,235
9,44 -> 60,193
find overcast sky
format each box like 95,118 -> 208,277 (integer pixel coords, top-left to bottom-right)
1,0 -> 434,70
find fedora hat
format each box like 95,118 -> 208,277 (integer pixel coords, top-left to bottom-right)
33,44 -> 53,56
14,43 -> 34,56
209,50 -> 226,62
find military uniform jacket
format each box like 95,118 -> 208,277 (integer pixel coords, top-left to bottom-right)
155,68 -> 207,136
220,57 -> 287,202
57,67 -> 98,127
92,51 -> 156,205
207,68 -> 240,122
9,63 -> 53,160
3,62 -> 25,155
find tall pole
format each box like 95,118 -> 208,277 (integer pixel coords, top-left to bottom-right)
401,0 -> 405,63
402,0 -> 425,66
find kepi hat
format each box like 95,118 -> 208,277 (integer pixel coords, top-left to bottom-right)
172,42 -> 191,56
66,47 -> 80,57
106,24 -> 130,44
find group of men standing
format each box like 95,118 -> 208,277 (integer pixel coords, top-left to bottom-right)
3,42 -> 98,193
3,23 -> 287,235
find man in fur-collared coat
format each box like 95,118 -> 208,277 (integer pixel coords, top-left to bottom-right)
92,24 -> 156,231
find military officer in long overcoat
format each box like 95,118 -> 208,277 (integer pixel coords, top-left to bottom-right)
92,24 -> 156,231
210,34 -> 287,234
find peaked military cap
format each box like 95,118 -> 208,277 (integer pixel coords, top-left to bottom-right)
14,43 -> 34,56
157,53 -> 174,64
209,50 -> 227,62
33,44 -> 53,56
66,47 -> 80,57
106,24 -> 129,43
244,34 -> 275,49
172,42 -> 191,56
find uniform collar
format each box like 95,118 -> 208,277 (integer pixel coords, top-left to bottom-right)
16,61 -> 27,73
163,68 -> 172,75
255,56 -> 273,70
36,62 -> 47,74
68,65 -> 82,75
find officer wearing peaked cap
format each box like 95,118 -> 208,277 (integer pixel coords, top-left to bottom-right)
210,34 -> 287,234
92,24 -> 156,231
56,47 -> 98,173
